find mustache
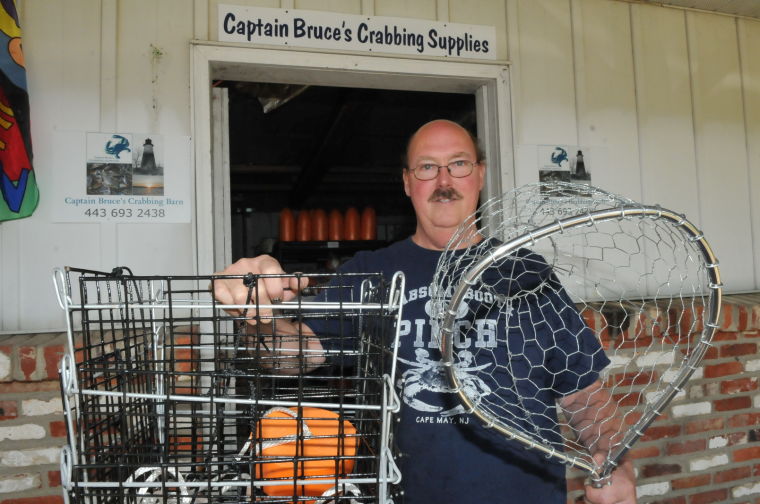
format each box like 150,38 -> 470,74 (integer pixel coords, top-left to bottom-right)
429,187 -> 463,202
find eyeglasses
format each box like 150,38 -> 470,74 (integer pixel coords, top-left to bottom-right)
409,160 -> 478,181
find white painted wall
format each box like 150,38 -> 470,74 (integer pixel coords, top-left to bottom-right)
1,0 -> 758,331
509,0 -> 759,294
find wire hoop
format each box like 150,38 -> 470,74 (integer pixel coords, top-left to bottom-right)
432,182 -> 722,481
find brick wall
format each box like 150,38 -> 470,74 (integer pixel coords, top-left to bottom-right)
567,294 -> 760,504
0,332 -> 66,504
0,296 -> 758,504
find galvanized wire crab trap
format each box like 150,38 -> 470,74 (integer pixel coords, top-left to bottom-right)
53,267 -> 404,504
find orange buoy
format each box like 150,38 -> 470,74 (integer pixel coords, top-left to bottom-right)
343,207 -> 359,241
256,407 -> 357,500
311,208 -> 328,241
296,210 -> 311,241
360,206 -> 376,240
279,208 -> 295,242
328,209 -> 343,241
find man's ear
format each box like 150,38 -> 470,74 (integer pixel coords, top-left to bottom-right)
477,162 -> 486,191
402,169 -> 411,197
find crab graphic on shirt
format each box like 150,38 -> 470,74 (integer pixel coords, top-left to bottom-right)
397,348 -> 493,417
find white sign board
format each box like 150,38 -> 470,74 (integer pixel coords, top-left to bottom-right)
52,131 -> 191,223
218,4 -> 497,60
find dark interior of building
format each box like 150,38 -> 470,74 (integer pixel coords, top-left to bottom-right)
222,81 -> 476,271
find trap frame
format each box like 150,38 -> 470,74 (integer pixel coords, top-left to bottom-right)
53,267 -> 405,504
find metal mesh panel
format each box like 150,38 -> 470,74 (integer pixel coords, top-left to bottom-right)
55,267 -> 404,503
430,182 -> 721,482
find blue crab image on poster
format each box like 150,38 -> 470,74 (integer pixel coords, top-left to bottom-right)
550,147 -> 569,169
104,134 -> 131,159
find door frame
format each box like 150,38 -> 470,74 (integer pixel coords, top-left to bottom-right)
191,42 -> 513,274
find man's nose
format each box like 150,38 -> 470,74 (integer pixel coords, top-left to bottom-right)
435,165 -> 454,185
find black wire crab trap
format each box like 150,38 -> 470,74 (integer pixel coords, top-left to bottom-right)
53,266 -> 405,504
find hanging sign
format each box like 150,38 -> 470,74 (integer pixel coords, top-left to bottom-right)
218,4 -> 497,60
51,131 -> 191,223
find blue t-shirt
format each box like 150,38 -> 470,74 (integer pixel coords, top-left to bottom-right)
305,237 -> 609,503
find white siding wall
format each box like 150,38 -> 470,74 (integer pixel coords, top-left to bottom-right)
630,4 -> 699,218
740,19 -> 760,290
509,0 -> 759,293
1,0 -> 758,331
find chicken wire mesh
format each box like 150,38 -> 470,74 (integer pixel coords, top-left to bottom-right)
430,182 -> 722,482
53,267 -> 404,504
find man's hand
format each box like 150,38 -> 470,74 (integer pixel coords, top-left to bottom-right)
560,382 -> 637,504
212,256 -> 324,373
211,255 -> 308,323
583,453 -> 637,504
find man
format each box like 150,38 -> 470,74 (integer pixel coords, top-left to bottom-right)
213,119 -> 636,503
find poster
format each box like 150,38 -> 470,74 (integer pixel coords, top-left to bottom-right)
537,145 -> 592,187
53,131 -> 191,223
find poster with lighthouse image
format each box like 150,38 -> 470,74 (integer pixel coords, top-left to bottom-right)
537,145 -> 592,187
52,130 -> 190,223
85,133 -> 164,196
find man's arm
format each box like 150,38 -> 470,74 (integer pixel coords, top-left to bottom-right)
243,318 -> 327,375
559,380 -> 637,504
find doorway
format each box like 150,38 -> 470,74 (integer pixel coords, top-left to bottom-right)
192,43 -> 513,274
219,82 -> 477,271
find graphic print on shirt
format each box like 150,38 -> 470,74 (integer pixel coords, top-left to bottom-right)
397,347 -> 492,417
395,284 -> 509,421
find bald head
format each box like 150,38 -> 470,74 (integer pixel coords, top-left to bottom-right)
404,120 -> 484,170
